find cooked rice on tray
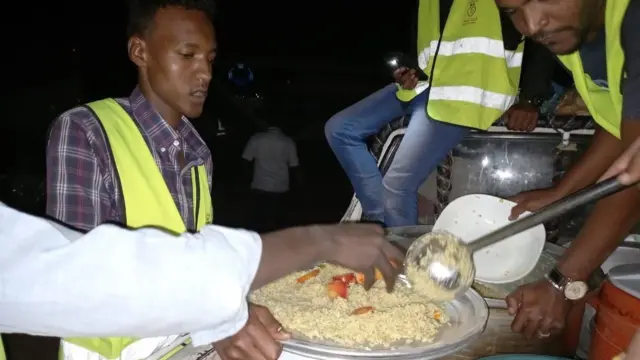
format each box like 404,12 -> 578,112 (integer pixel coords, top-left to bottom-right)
250,264 -> 449,349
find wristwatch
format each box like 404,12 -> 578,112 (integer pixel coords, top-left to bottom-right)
544,267 -> 589,300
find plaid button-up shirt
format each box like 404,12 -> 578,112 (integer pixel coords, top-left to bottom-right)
46,87 -> 213,231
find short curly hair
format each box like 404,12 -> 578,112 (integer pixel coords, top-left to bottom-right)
127,0 -> 216,37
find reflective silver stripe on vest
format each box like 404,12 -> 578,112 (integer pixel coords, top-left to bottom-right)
61,335 -> 181,360
412,37 -> 522,109
430,85 -> 516,111
418,37 -> 523,70
428,37 -> 523,67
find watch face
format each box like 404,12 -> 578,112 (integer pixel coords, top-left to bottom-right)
564,281 -> 589,300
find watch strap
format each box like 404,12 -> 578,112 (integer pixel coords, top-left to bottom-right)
545,267 -> 568,291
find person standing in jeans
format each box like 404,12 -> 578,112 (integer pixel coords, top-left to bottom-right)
325,0 -> 554,227
243,126 -> 299,232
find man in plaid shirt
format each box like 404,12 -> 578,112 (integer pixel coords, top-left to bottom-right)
44,1 -> 288,360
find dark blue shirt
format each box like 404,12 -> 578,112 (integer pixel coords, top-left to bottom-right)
579,27 -> 608,88
567,0 -> 640,119
621,0 -> 640,119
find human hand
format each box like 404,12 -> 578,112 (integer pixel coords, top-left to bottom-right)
393,67 -> 418,90
599,136 -> 640,186
504,102 -> 539,132
507,188 -> 563,220
214,304 -> 290,360
506,279 -> 571,339
311,223 -> 404,291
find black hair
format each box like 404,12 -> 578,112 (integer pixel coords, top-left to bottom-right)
127,0 -> 216,38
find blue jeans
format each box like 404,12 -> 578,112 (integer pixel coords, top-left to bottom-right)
325,84 -> 470,227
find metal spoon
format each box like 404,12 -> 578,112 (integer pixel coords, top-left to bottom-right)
402,178 -> 635,298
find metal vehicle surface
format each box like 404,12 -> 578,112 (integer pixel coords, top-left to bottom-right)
343,123 -> 598,243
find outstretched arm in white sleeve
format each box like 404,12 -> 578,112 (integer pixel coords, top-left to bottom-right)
0,203 -> 260,341
0,203 -> 404,342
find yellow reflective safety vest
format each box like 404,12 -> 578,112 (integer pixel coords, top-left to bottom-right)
0,338 -> 5,360
397,0 -> 524,130
61,98 -> 213,360
557,0 -> 627,139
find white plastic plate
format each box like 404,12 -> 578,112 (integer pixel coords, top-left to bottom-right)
433,194 -> 546,284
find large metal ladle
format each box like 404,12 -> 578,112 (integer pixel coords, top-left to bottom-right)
392,178 -> 635,299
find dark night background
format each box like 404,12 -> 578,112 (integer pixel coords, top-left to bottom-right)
0,2 -> 421,358
0,1 -> 417,227
0,2 -> 580,360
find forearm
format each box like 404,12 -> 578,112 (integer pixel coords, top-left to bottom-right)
252,226 -> 325,289
555,127 -> 623,195
556,188 -> 640,280
555,123 -> 639,280
0,204 -> 260,341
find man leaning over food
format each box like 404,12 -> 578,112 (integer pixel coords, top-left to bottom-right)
496,0 -> 640,339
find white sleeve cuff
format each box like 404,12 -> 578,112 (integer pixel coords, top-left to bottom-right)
186,227 -> 261,345
190,301 -> 249,347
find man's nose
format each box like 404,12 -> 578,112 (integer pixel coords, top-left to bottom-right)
196,61 -> 213,84
522,5 -> 549,37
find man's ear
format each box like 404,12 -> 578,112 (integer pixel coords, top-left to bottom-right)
128,35 -> 147,68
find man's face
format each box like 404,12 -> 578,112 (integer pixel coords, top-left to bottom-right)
133,6 -> 216,119
496,0 -> 600,55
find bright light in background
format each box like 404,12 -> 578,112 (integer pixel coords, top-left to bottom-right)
494,169 -> 513,180
481,156 -> 512,180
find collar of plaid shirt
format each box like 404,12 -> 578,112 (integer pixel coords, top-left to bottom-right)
127,86 -> 210,163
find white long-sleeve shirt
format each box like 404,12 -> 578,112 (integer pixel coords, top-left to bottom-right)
0,203 -> 262,347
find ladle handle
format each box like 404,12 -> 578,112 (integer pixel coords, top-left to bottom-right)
467,178 -> 635,252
